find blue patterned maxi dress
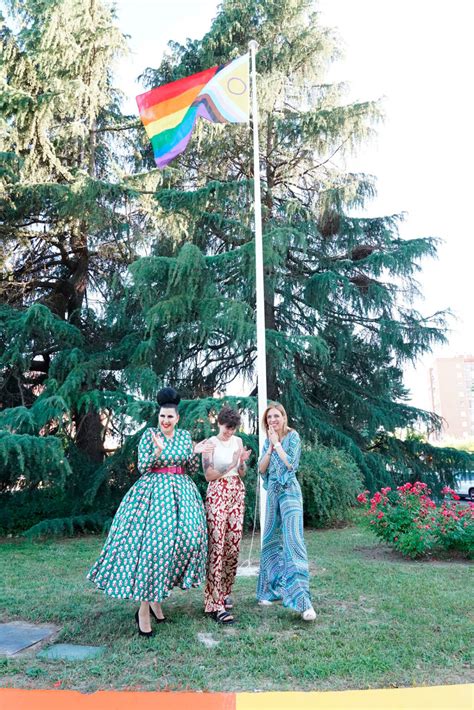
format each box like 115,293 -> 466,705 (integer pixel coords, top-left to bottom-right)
256,430 -> 312,612
87,428 -> 207,601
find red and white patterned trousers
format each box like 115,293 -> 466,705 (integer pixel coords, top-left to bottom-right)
204,475 -> 245,612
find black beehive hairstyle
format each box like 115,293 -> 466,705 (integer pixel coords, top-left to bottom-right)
156,387 -> 181,407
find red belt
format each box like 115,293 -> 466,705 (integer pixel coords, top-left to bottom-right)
150,466 -> 185,475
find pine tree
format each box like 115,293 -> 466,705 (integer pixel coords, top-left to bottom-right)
0,0 -> 166,529
0,0 -> 259,534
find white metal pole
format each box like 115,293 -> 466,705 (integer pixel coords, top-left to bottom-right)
249,40 -> 267,542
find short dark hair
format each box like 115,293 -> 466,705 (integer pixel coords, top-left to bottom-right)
217,406 -> 241,428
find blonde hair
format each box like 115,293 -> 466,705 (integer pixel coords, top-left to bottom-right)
262,402 -> 290,439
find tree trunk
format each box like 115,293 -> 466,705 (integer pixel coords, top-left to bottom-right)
264,293 -> 279,401
75,408 -> 105,464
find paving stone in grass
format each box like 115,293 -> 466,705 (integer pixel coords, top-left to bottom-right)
0,622 -> 58,656
37,644 -> 106,661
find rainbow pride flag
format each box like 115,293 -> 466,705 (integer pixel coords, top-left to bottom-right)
136,54 -> 249,169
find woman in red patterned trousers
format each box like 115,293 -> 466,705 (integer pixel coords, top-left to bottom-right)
202,406 -> 251,624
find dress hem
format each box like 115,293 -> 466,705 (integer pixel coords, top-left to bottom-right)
88,577 -> 203,602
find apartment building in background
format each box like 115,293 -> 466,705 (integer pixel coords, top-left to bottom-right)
429,355 -> 474,440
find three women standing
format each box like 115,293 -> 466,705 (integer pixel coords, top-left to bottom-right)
256,403 -> 316,621
87,387 -> 213,636
88,391 -> 315,634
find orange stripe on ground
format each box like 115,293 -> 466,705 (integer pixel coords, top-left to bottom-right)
0,689 -> 236,710
1,685 -> 472,710
236,685 -> 474,710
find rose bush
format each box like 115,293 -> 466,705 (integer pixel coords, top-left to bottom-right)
357,482 -> 474,558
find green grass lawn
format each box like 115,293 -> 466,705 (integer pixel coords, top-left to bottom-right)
1,526 -> 472,692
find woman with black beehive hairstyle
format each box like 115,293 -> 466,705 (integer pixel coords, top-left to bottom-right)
88,387 -> 214,636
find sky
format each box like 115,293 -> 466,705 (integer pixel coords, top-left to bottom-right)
114,0 -> 474,411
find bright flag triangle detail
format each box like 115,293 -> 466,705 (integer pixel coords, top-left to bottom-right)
136,54 -> 249,169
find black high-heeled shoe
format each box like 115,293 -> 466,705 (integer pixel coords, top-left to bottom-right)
135,609 -> 154,637
150,605 -> 166,623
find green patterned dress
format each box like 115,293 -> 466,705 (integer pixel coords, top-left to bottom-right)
87,428 -> 207,601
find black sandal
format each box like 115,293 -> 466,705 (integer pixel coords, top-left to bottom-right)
224,595 -> 233,610
209,610 -> 235,625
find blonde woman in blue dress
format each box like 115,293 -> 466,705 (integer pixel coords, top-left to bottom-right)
88,387 -> 214,637
256,402 -> 316,621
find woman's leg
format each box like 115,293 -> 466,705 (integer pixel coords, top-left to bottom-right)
279,480 -> 312,612
149,601 -> 164,620
137,601 -> 152,632
221,478 -> 245,599
256,484 -> 284,601
204,480 -> 229,612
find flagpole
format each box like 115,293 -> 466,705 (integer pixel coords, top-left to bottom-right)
249,40 -> 267,542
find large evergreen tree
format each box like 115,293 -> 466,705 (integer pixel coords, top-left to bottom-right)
0,0 -> 168,528
0,0 -> 256,534
0,0 -> 470,534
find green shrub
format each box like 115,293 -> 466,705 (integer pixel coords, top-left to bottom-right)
22,512 -> 112,538
357,483 -> 474,558
0,439 -> 136,536
0,487 -> 70,535
298,445 -> 363,527
433,488 -> 474,556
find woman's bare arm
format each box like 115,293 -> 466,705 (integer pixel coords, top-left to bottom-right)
202,440 -> 222,481
259,445 -> 273,474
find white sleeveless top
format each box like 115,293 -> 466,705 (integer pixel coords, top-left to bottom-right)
212,436 -> 241,478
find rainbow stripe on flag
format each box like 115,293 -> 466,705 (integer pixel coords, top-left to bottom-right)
136,54 -> 249,169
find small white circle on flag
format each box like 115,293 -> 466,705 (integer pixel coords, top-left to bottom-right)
227,77 -> 247,95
